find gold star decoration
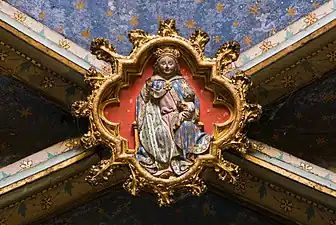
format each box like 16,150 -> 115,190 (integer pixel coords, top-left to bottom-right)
243,35 -> 253,46
20,159 -> 33,169
39,11 -> 46,19
214,36 -> 221,43
186,19 -> 196,29
327,51 -> 336,63
14,11 -> 26,23
117,35 -> 125,41
75,0 -> 85,9
59,39 -> 71,49
316,137 -> 327,145
248,4 -> 260,15
0,51 -> 9,61
299,162 -> 313,172
216,3 -> 224,13
312,1 -> 319,8
58,26 -> 63,33
40,196 -> 54,211
259,40 -> 274,53
304,13 -> 317,26
130,16 -> 139,26
287,7 -> 296,16
41,76 -> 56,88
232,21 -> 239,27
106,10 -> 113,17
280,199 -> 293,213
80,28 -> 91,39
281,73 -> 296,88
18,107 -> 32,119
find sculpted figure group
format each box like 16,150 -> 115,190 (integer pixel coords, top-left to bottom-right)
136,47 -> 212,177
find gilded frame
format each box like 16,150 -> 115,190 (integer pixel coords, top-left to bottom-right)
71,19 -> 262,205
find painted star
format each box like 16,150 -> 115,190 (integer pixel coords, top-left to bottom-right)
214,36 -> 221,43
117,35 -> 125,41
130,16 -> 139,26
248,4 -> 260,15
39,11 -> 46,19
287,7 -> 296,16
186,19 -> 196,29
316,137 -> 327,145
75,0 -> 85,9
18,107 -> 32,119
106,10 -> 113,17
312,1 -> 319,8
216,3 -> 224,13
243,35 -> 253,46
80,28 -> 91,39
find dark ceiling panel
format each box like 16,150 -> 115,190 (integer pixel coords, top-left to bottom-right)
39,189 -> 283,225
249,70 -> 336,171
0,76 -> 86,167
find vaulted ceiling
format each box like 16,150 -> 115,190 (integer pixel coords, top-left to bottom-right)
249,69 -> 336,171
1,1 -> 336,225
0,76 -> 87,167
39,188 -> 285,225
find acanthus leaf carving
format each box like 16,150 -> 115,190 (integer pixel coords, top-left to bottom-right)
90,38 -> 118,73
189,29 -> 210,57
216,40 -> 240,74
128,29 -> 151,49
157,19 -> 178,37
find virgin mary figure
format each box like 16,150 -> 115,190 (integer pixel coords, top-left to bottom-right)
136,46 -> 212,177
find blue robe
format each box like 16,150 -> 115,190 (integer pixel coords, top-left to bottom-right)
135,75 -> 211,175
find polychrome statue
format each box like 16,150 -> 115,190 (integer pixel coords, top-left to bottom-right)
136,47 -> 212,176
71,18 -> 262,206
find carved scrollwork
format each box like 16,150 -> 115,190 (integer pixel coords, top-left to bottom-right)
216,40 -> 240,74
128,29 -> 151,48
71,100 -> 91,117
90,38 -> 118,73
84,67 -> 110,90
189,29 -> 210,57
157,19 -> 178,37
72,18 -> 262,206
215,157 -> 240,183
123,164 -> 208,206
85,158 -> 120,186
80,128 -> 100,149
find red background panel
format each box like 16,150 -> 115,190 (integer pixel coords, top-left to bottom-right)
103,60 -> 230,149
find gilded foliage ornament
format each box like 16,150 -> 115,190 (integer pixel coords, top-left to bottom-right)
72,19 -> 261,206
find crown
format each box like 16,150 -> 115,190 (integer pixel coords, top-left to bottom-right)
153,46 -> 181,60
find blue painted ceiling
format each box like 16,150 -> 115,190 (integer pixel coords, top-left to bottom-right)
7,0 -> 328,57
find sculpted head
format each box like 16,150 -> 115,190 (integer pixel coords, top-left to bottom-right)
153,47 -> 181,78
